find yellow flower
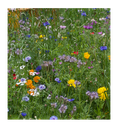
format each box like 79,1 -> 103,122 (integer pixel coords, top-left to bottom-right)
39,51 -> 41,54
39,35 -> 43,38
97,87 -> 108,94
99,92 -> 108,101
67,79 -> 76,88
84,52 -> 90,59
41,39 -> 43,42
36,40 -> 38,43
71,53 -> 74,55
108,55 -> 110,60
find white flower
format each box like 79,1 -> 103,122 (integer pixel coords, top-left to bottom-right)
57,33 -> 61,38
47,94 -> 51,99
20,65 -> 25,69
101,33 -> 105,37
29,72 -> 37,76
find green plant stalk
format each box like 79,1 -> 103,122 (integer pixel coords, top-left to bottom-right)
86,100 -> 93,119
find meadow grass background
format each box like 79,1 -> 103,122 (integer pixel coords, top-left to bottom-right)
8,8 -> 110,120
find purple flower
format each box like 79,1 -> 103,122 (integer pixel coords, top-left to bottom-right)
21,112 -> 27,117
15,49 -> 22,55
51,103 -> 57,108
22,96 -> 29,102
88,67 -> 91,69
81,11 -> 86,16
38,85 -> 46,90
59,104 -> 68,113
91,66 -> 93,68
86,91 -> 99,99
50,116 -> 58,120
20,78 -> 26,82
60,16 -> 64,20
100,46 -> 107,51
23,56 -> 31,62
98,32 -> 102,35
36,66 -> 42,72
43,22 -> 50,26
55,78 -> 59,82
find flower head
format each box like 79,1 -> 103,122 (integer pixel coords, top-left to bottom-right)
21,112 -> 27,117
59,104 -> 68,113
50,116 -> 58,120
36,66 -> 42,72
100,46 -> 107,51
81,11 -> 86,16
84,52 -> 90,59
38,85 -> 46,90
23,56 -> 31,62
68,79 -> 76,88
43,22 -> 50,26
33,76 -> 40,83
15,49 -> 22,55
22,96 -> 29,101
55,78 -> 60,82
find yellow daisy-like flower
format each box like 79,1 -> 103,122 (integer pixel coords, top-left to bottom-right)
97,87 -> 108,94
84,52 -> 90,59
108,55 -> 110,60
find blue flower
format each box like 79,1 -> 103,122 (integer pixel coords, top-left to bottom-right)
106,17 -> 108,19
43,22 -> 50,26
55,78 -> 59,82
55,39 -> 57,41
46,50 -> 49,53
81,11 -> 86,16
21,112 -> 27,117
22,96 -> 29,102
67,32 -> 70,35
50,116 -> 58,120
36,66 -> 42,72
107,11 -> 109,13
57,80 -> 61,83
100,46 -> 107,51
26,35 -> 31,38
68,99 -> 75,102
50,17 -> 53,20
49,36 -> 52,38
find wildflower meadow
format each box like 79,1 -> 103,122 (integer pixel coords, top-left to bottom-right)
8,8 -> 110,120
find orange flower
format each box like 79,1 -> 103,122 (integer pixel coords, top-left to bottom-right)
33,76 -> 40,83
25,80 -> 32,86
27,90 -> 34,95
28,84 -> 36,89
15,84 -> 19,87
29,69 -> 34,75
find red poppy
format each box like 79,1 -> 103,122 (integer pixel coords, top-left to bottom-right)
73,51 -> 78,55
90,32 -> 94,35
13,76 -> 17,80
13,74 -> 16,77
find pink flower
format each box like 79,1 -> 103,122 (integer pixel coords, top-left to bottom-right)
91,66 -> 93,68
98,32 -> 102,35
36,72 -> 40,75
60,25 -> 66,29
59,62 -> 62,64
88,67 -> 91,69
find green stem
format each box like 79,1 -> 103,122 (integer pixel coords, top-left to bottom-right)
85,100 -> 93,119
